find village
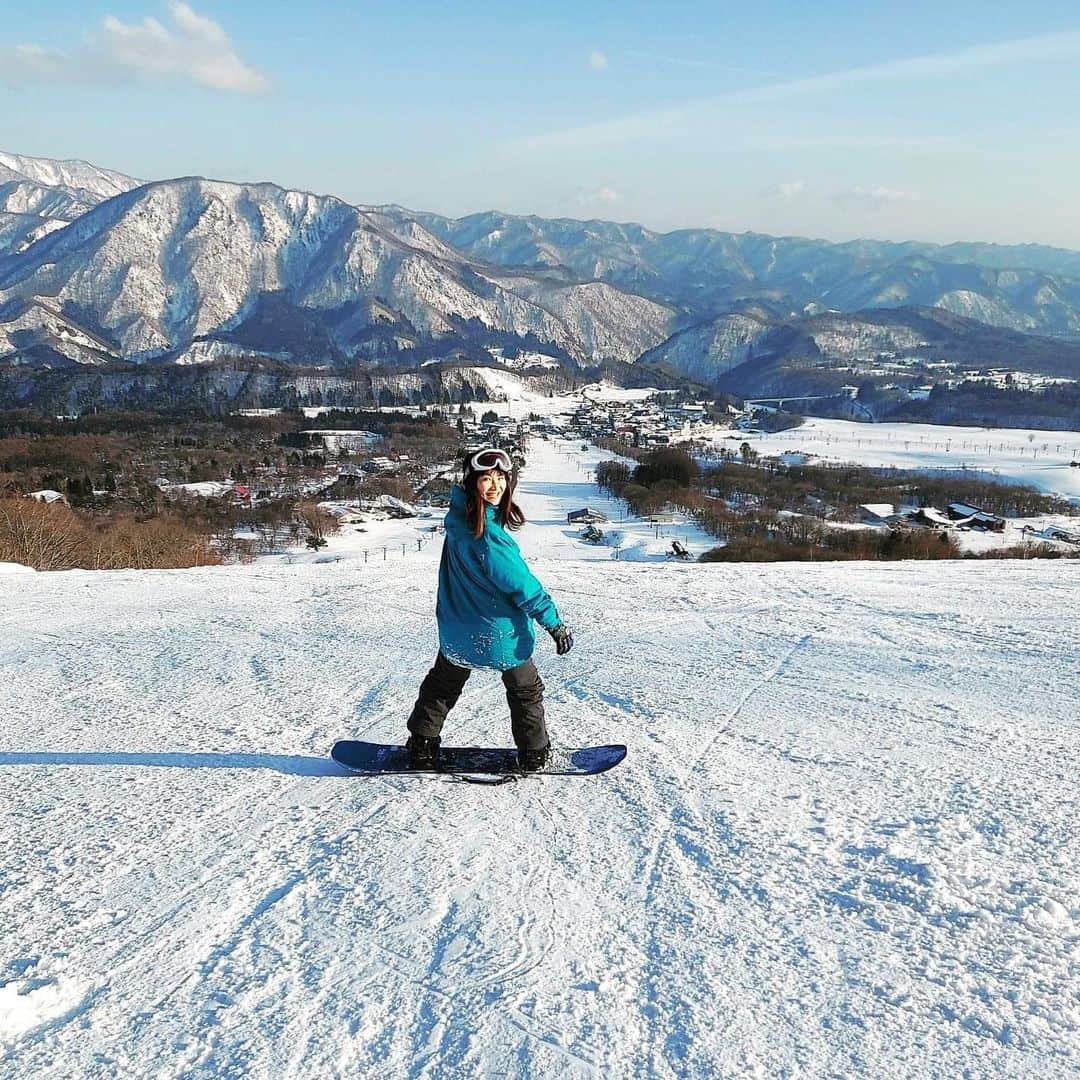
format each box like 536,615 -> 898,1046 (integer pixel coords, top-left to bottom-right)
145,391 -> 1080,558
278,392 -> 1079,562
10,385 -> 1079,570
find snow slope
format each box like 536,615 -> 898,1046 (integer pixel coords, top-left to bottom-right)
1,443 -> 1078,1078
293,436 -> 715,569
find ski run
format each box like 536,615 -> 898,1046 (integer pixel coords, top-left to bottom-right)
1,404 -> 1078,1079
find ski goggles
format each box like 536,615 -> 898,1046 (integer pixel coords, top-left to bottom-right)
469,448 -> 513,473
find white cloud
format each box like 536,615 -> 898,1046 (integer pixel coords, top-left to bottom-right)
570,185 -> 621,209
510,29 -> 1080,153
589,50 -> 609,72
0,2 -> 270,94
776,180 -> 807,200
835,185 -> 920,210
764,181 -> 920,210
2,44 -> 68,81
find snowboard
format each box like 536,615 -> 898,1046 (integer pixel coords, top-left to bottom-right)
330,739 -> 626,780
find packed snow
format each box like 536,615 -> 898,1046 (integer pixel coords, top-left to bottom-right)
1,415 -> 1078,1078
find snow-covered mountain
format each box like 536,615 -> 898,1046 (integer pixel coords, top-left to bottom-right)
0,300 -> 119,368
0,212 -> 66,259
637,311 -> 776,385
0,181 -> 99,223
0,177 -> 675,369
641,306 -> 1080,392
0,357 -> 569,414
0,151 -> 141,257
4,150 -> 1080,393
389,208 -> 1080,339
2,432 -> 1077,1077
819,257 -> 1080,337
0,151 -> 138,203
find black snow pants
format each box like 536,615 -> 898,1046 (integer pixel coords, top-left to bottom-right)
407,652 -> 548,750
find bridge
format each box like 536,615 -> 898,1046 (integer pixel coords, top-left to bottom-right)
744,394 -> 836,411
744,393 -> 871,420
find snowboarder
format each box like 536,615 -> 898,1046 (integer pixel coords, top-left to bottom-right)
406,447 -> 573,772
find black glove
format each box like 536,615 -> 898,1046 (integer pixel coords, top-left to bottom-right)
548,624 -> 573,656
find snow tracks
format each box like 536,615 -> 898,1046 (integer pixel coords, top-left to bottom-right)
1,558 -> 1078,1077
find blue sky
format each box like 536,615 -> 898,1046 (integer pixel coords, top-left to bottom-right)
4,1 -> 1080,248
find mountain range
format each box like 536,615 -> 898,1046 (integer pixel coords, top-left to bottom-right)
2,151 -> 1080,403
640,305 -> 1080,392
0,169 -> 674,372
392,207 -> 1080,338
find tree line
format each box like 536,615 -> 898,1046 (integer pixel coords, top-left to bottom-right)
593,447 -> 1077,562
0,406 -> 459,570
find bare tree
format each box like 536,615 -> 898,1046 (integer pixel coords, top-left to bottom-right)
296,502 -> 341,547
0,499 -> 86,571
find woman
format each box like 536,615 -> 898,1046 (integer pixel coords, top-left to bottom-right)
406,447 -> 573,772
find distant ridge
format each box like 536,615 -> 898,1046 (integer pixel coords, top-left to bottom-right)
0,150 -> 142,258
0,174 -> 675,369
0,150 -> 140,204
384,207 -> 1080,338
1,151 -> 1080,395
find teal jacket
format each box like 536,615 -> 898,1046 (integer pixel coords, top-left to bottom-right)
436,485 -> 561,670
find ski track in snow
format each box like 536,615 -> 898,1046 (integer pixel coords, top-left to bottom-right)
1,435 -> 1079,1078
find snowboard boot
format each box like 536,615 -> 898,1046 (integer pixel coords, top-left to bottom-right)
518,742 -> 551,773
406,734 -> 441,770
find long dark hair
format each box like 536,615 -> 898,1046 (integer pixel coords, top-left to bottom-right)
462,453 -> 525,538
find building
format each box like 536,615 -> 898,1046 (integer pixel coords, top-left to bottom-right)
28,489 -> 69,506
910,507 -> 954,528
778,451 -> 811,467
857,504 -> 898,526
300,430 -> 383,455
567,508 -> 609,525
946,502 -> 1005,531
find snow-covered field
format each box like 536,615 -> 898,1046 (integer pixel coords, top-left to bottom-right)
2,427 -> 1078,1078
739,418 -> 1080,504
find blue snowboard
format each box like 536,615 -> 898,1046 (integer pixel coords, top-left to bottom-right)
331,740 -> 626,778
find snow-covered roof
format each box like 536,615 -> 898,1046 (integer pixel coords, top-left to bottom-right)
165,482 -> 234,498
859,503 -> 895,518
917,507 -> 953,526
377,495 -> 417,515
948,502 -> 984,517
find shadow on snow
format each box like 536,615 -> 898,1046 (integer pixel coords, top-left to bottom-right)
0,750 -> 347,777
